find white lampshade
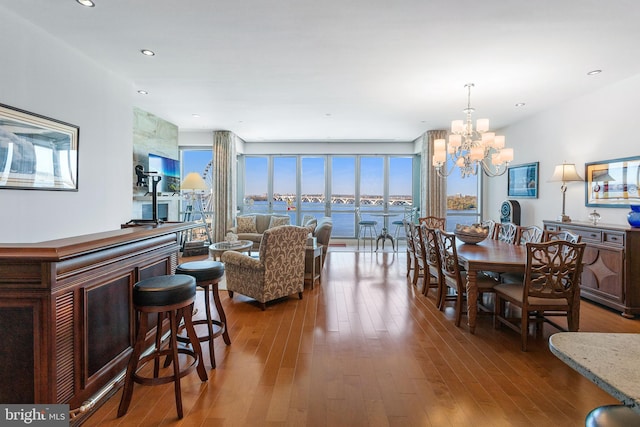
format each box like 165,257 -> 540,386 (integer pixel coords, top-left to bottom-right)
476,118 -> 489,133
499,148 -> 514,163
448,134 -> 462,148
181,172 -> 208,190
550,163 -> 583,183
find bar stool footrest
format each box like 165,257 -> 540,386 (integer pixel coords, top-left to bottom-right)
132,348 -> 198,386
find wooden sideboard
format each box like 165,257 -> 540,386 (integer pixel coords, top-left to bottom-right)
0,222 -> 195,420
543,220 -> 640,318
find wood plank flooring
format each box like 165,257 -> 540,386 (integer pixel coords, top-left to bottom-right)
82,250 -> 640,426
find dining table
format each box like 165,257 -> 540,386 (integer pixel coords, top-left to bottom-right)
455,238 -> 527,333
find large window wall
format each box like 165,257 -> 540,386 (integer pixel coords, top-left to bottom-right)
445,158 -> 482,230
240,154 -> 415,238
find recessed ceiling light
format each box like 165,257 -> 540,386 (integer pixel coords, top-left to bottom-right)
137,90 -> 148,95
587,69 -> 602,75
140,49 -> 155,56
515,102 -> 526,107
76,0 -> 95,7
192,114 -> 200,118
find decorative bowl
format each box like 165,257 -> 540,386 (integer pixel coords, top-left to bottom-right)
454,224 -> 490,244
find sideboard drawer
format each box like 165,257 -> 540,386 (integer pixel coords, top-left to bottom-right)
562,227 -> 601,243
603,231 -> 625,247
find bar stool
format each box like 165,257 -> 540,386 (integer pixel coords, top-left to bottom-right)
175,260 -> 229,368
585,404 -> 640,426
118,274 -> 207,419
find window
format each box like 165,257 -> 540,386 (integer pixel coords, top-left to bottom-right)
445,159 -> 481,231
239,154 -> 416,238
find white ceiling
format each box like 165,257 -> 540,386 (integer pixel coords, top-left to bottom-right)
3,0 -> 640,142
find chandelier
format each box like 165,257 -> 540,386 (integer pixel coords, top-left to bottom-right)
432,83 -> 514,178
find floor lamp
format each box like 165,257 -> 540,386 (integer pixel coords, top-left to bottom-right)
181,172 -> 212,249
549,162 -> 584,222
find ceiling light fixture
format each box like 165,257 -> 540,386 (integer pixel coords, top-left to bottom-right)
587,69 -> 602,75
192,114 -> 200,118
76,0 -> 95,7
137,90 -> 148,95
515,102 -> 526,107
140,49 -> 155,56
432,83 -> 514,178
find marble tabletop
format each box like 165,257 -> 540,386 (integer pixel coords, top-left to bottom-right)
549,332 -> 640,414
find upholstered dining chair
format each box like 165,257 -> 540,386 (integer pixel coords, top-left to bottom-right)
435,229 -> 499,328
221,225 -> 308,310
493,239 -> 586,351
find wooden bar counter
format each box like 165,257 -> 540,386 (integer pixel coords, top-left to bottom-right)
0,222 -> 195,418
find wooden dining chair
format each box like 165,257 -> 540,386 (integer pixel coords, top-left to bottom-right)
413,223 -> 442,301
418,216 -> 446,230
435,229 -> 499,327
542,229 -> 581,243
422,224 -> 447,309
403,219 -> 417,278
482,219 -> 497,239
515,225 -> 543,245
501,225 -> 544,284
494,222 -> 518,244
493,240 -> 586,351
410,222 -> 427,288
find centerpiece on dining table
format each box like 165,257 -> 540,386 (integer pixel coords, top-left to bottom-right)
454,223 -> 490,244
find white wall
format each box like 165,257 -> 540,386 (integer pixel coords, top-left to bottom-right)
0,6 -> 133,243
486,74 -> 640,227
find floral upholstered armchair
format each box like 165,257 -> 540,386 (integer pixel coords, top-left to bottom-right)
221,225 -> 309,310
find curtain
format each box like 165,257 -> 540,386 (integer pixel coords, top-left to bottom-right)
420,130 -> 447,219
212,131 -> 238,242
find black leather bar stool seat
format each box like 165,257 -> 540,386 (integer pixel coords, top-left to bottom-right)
175,260 -> 230,368
585,405 -> 640,426
118,274 -> 207,420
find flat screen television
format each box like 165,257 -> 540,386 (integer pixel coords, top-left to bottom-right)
148,153 -> 180,193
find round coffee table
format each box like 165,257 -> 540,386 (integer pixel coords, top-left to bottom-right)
209,240 -> 254,260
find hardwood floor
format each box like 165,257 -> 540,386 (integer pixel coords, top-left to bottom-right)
83,250 -> 640,426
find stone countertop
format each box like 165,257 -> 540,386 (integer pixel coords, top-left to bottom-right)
549,332 -> 640,414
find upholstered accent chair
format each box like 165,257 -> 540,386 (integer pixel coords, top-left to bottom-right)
228,213 -> 290,249
313,217 -> 333,267
221,225 -> 308,310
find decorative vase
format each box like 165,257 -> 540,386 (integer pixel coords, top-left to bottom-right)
628,205 -> 640,227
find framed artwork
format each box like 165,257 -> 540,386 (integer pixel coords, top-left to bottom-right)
585,156 -> 640,207
0,103 -> 79,191
507,162 -> 539,198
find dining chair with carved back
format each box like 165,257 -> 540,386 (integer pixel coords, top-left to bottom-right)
494,222 -> 518,244
482,219 -> 497,240
421,224 -> 447,309
542,229 -> 582,244
435,229 -> 499,327
501,225 -> 544,284
515,225 -> 544,246
493,239 -> 587,351
411,222 -> 428,289
418,216 -> 446,230
403,219 -> 417,278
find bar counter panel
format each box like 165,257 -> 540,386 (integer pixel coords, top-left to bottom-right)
0,223 -> 194,411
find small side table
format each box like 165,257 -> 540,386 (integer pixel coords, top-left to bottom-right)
208,240 -> 253,261
305,245 -> 323,289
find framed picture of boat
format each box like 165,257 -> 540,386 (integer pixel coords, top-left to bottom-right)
0,103 -> 79,191
507,162 -> 539,198
585,156 -> 640,207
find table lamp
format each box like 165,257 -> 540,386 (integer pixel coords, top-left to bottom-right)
181,172 -> 208,217
549,162 -> 583,222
